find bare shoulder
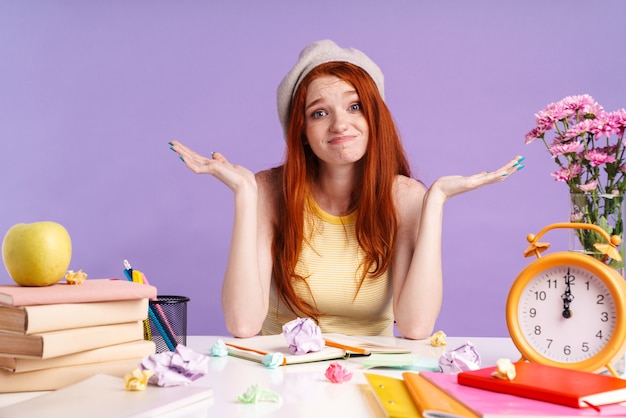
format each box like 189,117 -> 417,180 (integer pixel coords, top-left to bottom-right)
393,175 -> 427,214
256,168 -> 281,194
255,167 -> 282,221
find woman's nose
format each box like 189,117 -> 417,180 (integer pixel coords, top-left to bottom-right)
330,111 -> 348,132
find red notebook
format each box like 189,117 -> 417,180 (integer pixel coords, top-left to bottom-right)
458,361 -> 626,409
422,371 -> 626,417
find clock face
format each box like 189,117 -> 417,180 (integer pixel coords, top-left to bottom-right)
517,264 -> 616,363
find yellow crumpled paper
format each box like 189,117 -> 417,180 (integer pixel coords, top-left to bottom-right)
429,330 -> 447,347
65,269 -> 88,285
492,358 -> 516,380
124,368 -> 154,391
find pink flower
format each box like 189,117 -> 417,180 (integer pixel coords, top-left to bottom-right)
324,362 -> 353,383
584,149 -> 616,167
551,164 -> 582,182
562,119 -> 594,140
549,140 -> 584,157
578,180 -> 598,192
570,211 -> 584,222
524,127 -> 544,144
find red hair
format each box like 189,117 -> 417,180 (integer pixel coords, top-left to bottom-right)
272,62 -> 411,320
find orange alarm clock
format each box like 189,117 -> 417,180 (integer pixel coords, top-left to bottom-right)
506,223 -> 626,377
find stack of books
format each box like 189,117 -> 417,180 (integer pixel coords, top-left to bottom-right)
0,279 -> 158,392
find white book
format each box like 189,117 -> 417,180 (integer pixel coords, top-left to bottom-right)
0,373 -> 214,418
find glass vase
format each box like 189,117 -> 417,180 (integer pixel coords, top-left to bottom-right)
570,192 -> 626,376
569,192 -> 625,272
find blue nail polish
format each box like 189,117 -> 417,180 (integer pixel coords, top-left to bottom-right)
513,162 -> 519,167
168,141 -> 173,146
502,173 -> 509,177
179,156 -> 185,162
517,156 -> 525,163
169,147 -> 176,152
517,165 -> 525,171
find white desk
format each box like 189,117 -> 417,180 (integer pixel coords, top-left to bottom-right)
0,335 -> 520,417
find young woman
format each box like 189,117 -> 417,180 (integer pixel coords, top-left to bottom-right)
170,40 -> 522,339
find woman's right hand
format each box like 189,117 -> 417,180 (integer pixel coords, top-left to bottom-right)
169,140 -> 257,192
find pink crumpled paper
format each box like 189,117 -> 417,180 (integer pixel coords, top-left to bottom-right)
140,345 -> 210,387
324,362 -> 353,383
282,318 -> 324,355
438,341 -> 481,373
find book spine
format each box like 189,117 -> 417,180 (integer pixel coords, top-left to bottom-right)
0,321 -> 145,359
0,340 -> 156,373
11,299 -> 149,335
0,279 -> 157,306
0,358 -> 143,393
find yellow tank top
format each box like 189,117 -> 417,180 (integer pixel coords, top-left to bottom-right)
261,199 -> 394,336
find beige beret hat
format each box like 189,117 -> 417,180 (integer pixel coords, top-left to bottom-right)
276,39 -> 385,139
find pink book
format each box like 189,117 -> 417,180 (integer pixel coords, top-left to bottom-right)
419,371 -> 626,417
0,279 -> 157,306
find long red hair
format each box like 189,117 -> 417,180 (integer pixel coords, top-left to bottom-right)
272,62 -> 412,320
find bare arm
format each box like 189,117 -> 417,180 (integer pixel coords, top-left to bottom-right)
169,141 -> 274,337
392,156 -> 524,339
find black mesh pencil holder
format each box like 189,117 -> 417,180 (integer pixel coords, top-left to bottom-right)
147,295 -> 190,353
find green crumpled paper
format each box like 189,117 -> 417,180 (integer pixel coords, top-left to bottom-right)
237,384 -> 281,404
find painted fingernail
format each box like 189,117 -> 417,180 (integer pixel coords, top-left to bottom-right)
517,165 -> 525,171
169,147 -> 176,152
179,156 -> 185,163
168,141 -> 173,146
502,173 -> 509,177
517,156 -> 525,163
211,151 -> 216,158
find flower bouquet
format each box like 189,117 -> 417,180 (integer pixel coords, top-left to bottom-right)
525,95 -> 626,269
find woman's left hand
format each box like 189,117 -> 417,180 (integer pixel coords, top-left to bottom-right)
431,155 -> 524,199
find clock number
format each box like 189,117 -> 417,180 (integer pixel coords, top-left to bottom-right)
601,312 -> 609,322
546,338 -> 553,348
564,345 -> 571,356
548,279 -> 557,288
534,325 -> 541,335
563,271 -> 575,286
597,294 -> 605,304
529,307 -> 536,318
534,291 -> 547,301
582,342 -> 589,352
596,330 -> 603,339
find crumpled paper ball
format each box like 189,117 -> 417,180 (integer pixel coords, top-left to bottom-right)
262,352 -> 285,369
324,362 -> 353,383
237,384 -> 282,404
124,368 -> 154,391
282,318 -> 324,355
140,345 -> 210,387
492,358 -> 516,380
210,339 -> 228,357
439,341 -> 481,373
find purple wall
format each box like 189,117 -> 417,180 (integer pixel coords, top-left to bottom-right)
1,1 -> 625,338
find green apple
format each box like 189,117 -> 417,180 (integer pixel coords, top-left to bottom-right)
2,221 -> 72,287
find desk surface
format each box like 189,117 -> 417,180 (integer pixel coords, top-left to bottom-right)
0,335 -> 520,417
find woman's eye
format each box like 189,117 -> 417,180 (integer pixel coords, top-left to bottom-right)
349,103 -> 362,112
312,110 -> 327,119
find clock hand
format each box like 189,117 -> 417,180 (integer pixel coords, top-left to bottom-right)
561,269 -> 575,318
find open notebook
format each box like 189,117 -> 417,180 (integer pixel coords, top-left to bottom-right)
225,333 -> 411,366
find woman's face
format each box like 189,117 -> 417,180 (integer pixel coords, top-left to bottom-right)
304,75 -> 369,167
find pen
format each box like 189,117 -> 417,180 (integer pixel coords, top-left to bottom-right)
122,259 -> 176,351
123,259 -> 133,281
